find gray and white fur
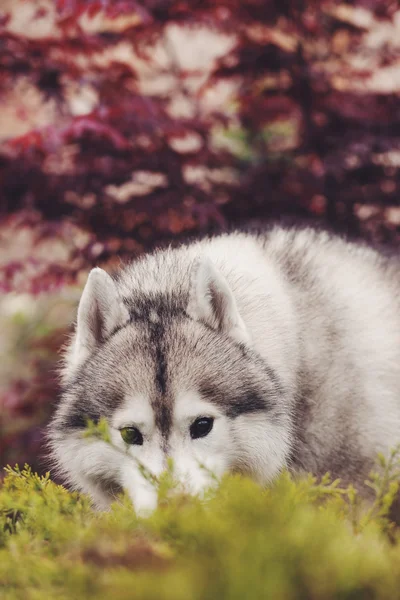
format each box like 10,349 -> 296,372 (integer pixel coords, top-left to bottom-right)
48,225 -> 400,513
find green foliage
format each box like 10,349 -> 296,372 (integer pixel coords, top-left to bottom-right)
83,417 -> 112,445
1,458 -> 400,600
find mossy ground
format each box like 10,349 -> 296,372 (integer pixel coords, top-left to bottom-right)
1,454 -> 400,600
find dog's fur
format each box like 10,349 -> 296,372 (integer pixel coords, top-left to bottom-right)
48,225 -> 400,513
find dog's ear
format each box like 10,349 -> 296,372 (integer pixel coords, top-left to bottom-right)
187,257 -> 250,344
63,268 -> 129,381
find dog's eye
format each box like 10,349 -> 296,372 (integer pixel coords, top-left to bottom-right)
120,427 -> 143,445
190,417 -> 214,440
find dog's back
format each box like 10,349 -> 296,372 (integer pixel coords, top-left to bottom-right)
262,226 -> 400,484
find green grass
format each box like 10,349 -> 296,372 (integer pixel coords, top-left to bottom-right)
1,453 -> 400,600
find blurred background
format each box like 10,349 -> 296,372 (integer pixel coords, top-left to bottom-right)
1,0 -> 400,476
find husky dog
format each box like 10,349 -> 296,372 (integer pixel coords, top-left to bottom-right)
48,225 -> 400,513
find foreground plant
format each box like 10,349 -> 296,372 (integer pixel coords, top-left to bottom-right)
1,453 -> 400,600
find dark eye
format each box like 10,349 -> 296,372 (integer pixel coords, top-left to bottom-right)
120,427 -> 143,445
190,417 -> 214,440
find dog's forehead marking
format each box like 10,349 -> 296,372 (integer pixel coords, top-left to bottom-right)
147,312 -> 174,439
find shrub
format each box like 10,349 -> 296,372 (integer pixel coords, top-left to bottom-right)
1,451 -> 400,600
